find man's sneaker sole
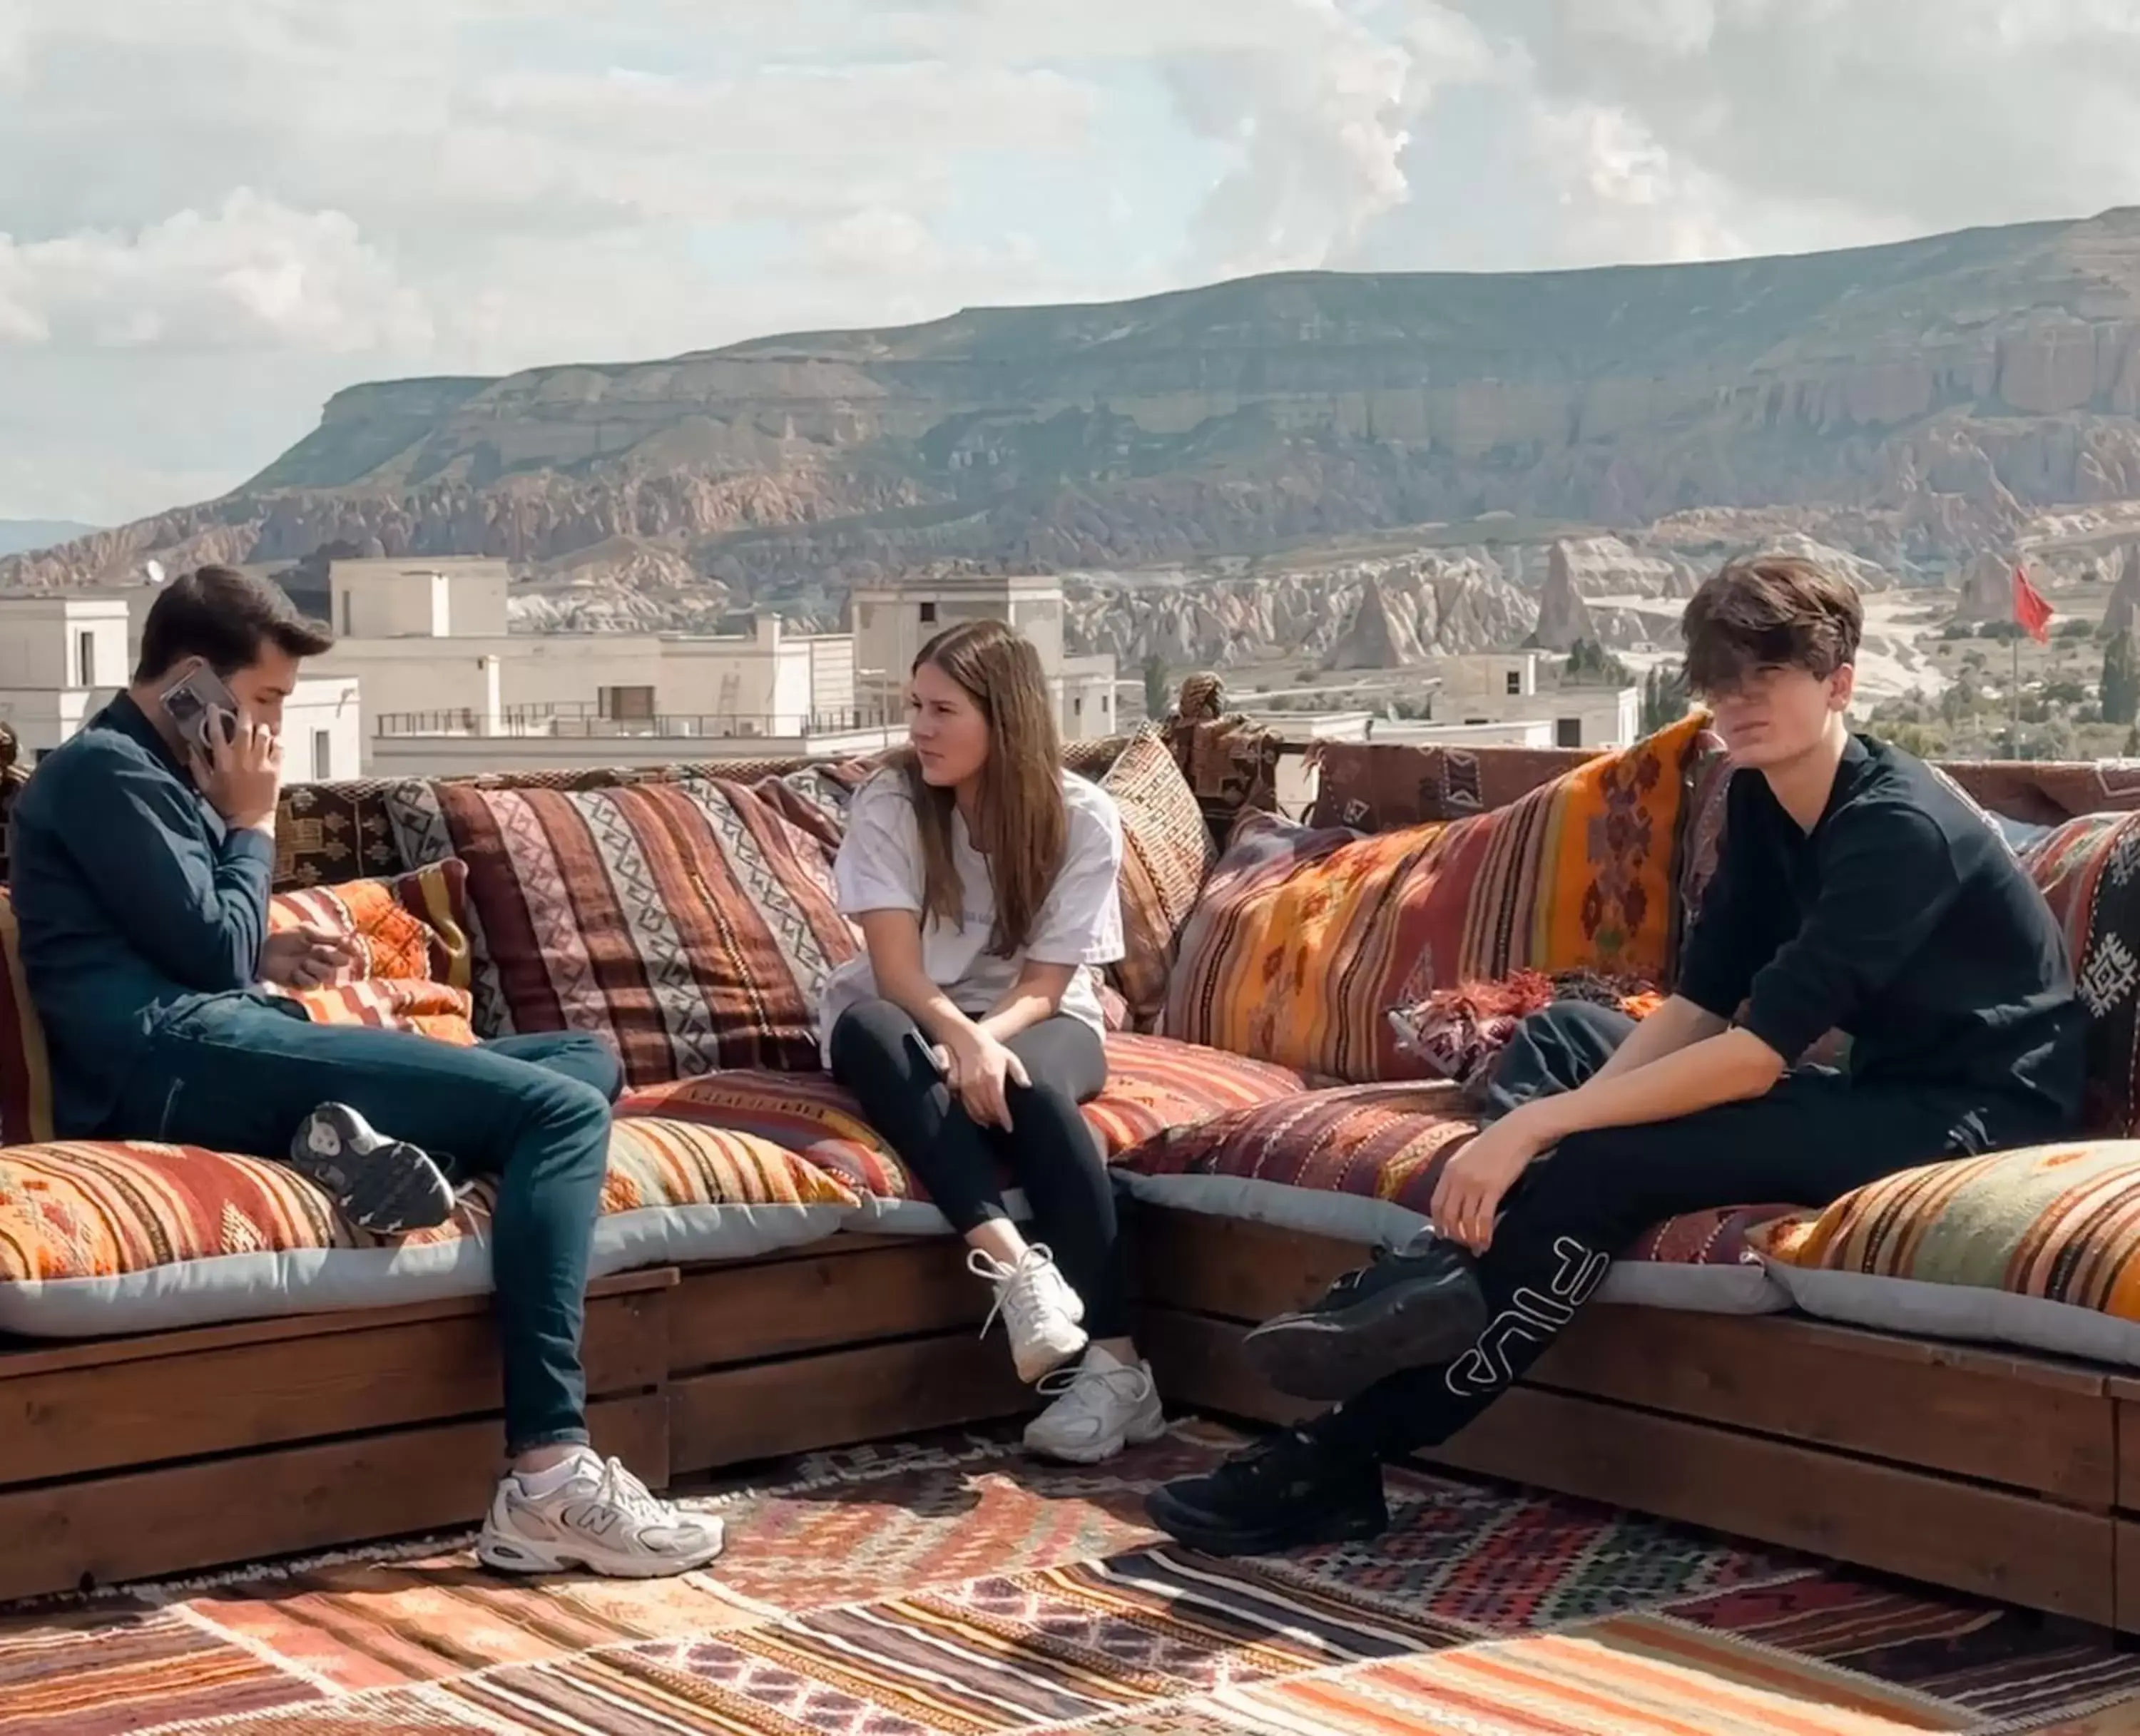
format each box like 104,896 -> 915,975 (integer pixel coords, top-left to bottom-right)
1142,1484 -> 1389,1558
1241,1277 -> 1492,1403
288,1105 -> 456,1236
477,1521 -> 725,1580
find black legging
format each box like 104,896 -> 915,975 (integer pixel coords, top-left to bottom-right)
828,998 -> 1126,1337
1325,999 -> 2070,1460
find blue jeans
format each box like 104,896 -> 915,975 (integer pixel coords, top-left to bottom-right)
106,999 -> 622,1456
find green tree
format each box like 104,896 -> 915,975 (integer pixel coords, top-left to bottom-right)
1564,638 -> 1636,687
2127,723 -> 2140,758
2102,630 -> 2139,727
1140,650 -> 1171,722
1641,662 -> 1691,733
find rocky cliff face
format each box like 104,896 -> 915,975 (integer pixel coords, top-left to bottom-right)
17,208 -> 2140,601
1061,555 -> 1536,670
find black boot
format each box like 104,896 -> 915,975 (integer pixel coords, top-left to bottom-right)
1144,1426 -> 1388,1557
1241,1236 -> 1489,1403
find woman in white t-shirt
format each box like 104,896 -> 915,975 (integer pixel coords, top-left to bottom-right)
820,618 -> 1162,1463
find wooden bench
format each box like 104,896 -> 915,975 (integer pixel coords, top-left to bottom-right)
9,1208 -> 2138,1633
1138,1211 -> 2138,1630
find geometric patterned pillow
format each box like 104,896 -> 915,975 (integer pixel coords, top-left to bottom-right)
2022,812 -> 2140,1135
426,777 -> 860,1086
1099,729 -> 1216,1029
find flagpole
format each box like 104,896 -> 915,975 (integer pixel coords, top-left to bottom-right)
2011,633 -> 2021,757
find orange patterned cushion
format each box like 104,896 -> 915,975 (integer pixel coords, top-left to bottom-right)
1161,712 -> 1708,1082
266,860 -> 478,1045
616,1032 -> 1305,1220
0,1116 -> 860,1334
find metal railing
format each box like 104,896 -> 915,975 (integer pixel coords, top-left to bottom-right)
374,705 -> 896,740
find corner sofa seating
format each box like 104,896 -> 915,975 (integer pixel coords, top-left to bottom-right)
8,701 -> 2140,1631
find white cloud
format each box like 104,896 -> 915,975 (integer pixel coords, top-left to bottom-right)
1166,3 -> 1417,274
1450,0 -> 2140,240
0,192 -> 432,353
6,0 -> 2140,524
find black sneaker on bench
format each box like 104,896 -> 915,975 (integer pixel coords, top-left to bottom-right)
287,1103 -> 457,1236
1240,1237 -> 1490,1404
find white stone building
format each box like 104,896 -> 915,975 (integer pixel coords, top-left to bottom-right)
1420,653 -> 1639,750
850,574 -> 1119,742
305,558 -> 874,775
0,591 -> 360,780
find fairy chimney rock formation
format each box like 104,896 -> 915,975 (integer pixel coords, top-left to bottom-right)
1534,543 -> 1599,651
1955,551 -> 2015,623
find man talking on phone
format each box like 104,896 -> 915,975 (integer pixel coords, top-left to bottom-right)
8,565 -> 724,1580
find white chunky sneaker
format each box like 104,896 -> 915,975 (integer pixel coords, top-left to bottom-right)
477,1450 -> 724,1578
1023,1344 -> 1167,1464
969,1244 -> 1088,1382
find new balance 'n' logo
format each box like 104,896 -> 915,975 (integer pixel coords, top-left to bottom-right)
1444,1237 -> 1609,1399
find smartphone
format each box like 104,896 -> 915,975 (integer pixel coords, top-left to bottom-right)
159,663 -> 240,755
905,1028 -> 947,1077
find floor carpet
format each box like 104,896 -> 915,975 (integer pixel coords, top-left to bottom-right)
6,1419 -> 2140,1736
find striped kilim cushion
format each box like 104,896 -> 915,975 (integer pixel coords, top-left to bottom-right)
615,1032 -> 1305,1215
1162,711 -> 1708,1082
1752,1141 -> 2140,1364
0,862 -> 480,1147
1115,1086 -> 1793,1312
1098,729 -> 1215,1028
425,776 -> 860,1084
0,1116 -> 860,1336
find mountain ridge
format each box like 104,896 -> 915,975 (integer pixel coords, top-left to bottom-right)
14,206 -> 2140,598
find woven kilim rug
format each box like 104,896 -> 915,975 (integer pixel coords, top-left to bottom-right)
7,1419 -> 2140,1736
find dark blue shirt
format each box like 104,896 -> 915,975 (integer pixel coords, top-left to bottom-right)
1677,733 -> 2086,1126
9,693 -> 298,1136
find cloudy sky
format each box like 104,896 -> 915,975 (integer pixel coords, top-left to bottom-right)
6,0 -> 2140,527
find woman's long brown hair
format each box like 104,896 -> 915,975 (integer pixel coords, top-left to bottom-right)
895,618 -> 1066,956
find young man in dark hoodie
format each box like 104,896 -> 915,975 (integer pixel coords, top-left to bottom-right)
1147,555 -> 2088,1557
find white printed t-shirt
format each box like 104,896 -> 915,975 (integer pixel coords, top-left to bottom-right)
817,768 -> 1125,1064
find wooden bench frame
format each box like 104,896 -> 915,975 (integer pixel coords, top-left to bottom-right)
9,1206 -> 2140,1630
1138,1212 -> 2140,1630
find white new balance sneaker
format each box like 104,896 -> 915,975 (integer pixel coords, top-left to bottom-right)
477,1450 -> 724,1578
969,1243 -> 1088,1382
1023,1344 -> 1166,1464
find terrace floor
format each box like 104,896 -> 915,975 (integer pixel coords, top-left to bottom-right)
6,1417 -> 2140,1736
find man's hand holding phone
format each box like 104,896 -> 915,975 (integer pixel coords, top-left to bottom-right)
190,708 -> 283,837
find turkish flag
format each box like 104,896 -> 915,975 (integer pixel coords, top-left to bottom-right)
2012,566 -> 2054,643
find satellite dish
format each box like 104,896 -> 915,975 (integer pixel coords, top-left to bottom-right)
144,559 -> 166,586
